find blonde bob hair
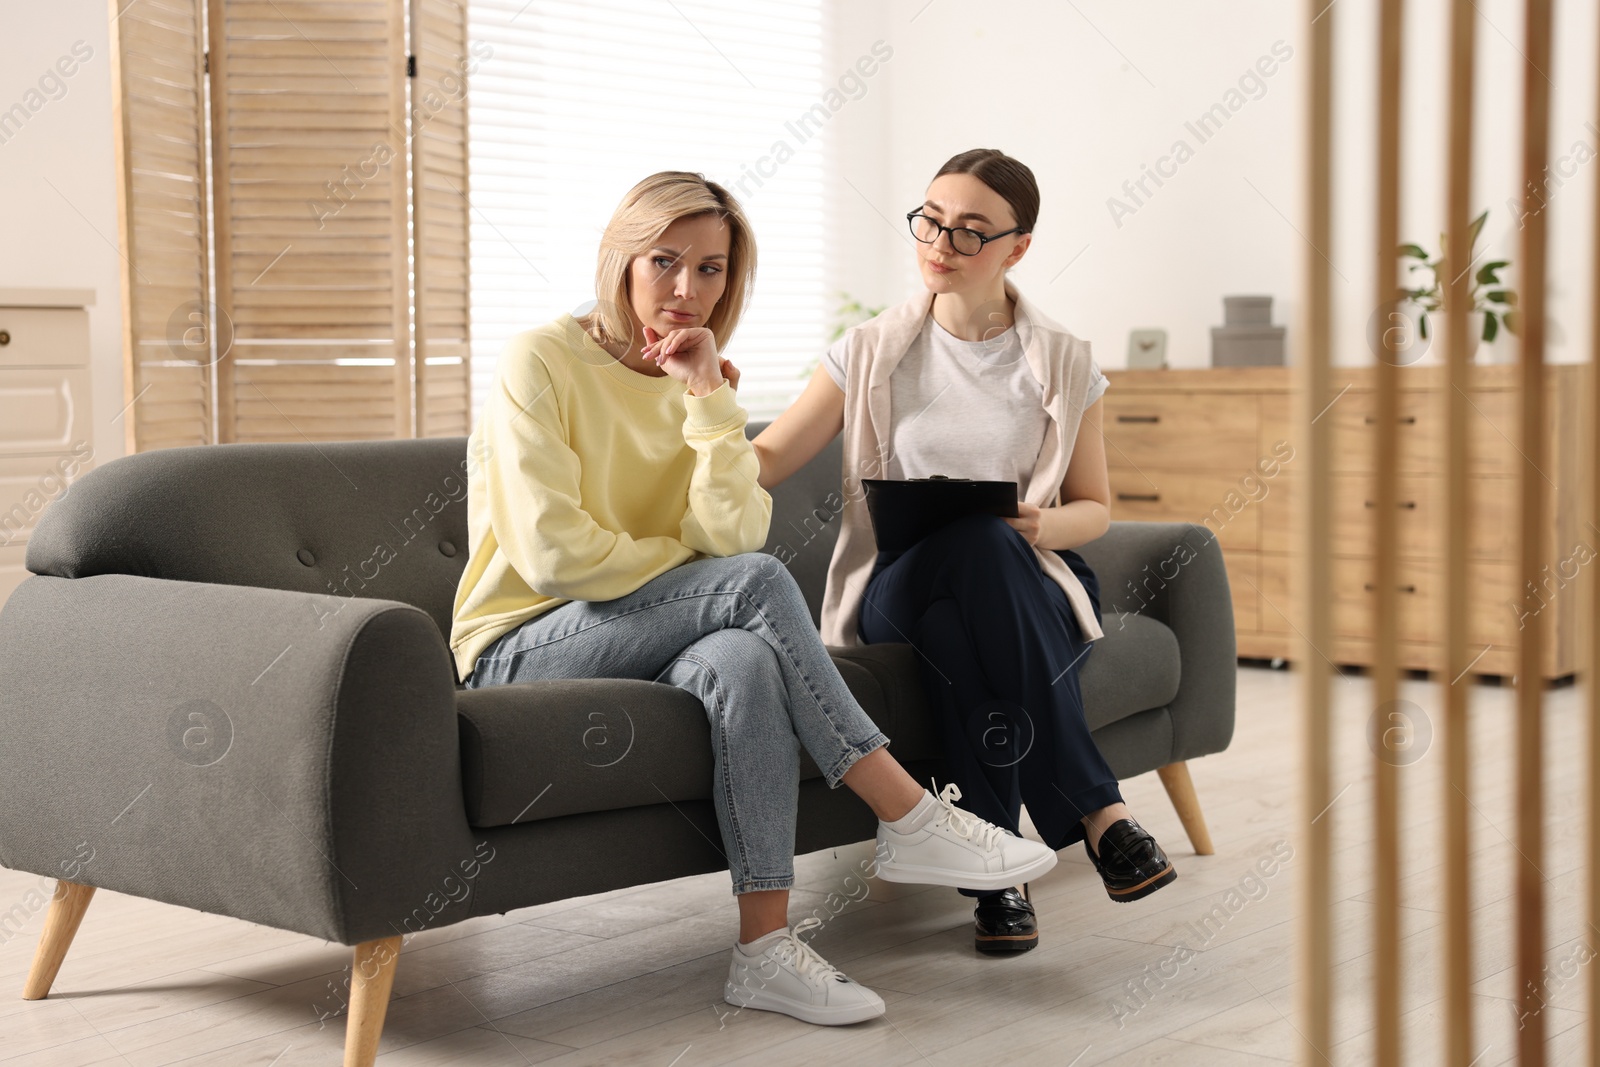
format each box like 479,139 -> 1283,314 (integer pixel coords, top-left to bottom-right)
582,171 -> 757,352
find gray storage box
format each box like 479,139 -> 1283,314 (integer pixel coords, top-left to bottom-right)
1211,324 -> 1286,366
1224,295 -> 1274,325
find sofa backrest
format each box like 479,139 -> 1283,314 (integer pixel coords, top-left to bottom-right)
750,421 -> 845,627
23,421 -> 848,642
24,436 -> 477,643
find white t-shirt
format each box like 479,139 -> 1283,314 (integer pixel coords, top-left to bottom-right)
823,315 -> 1108,485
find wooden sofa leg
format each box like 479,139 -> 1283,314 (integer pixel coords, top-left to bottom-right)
343,935 -> 403,1067
1156,761 -> 1216,856
23,880 -> 96,1000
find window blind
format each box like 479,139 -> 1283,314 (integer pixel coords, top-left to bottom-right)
466,0 -> 828,423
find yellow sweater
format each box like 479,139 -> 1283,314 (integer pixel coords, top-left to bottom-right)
449,316 -> 773,683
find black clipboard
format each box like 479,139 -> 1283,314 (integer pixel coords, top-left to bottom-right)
862,476 -> 1019,553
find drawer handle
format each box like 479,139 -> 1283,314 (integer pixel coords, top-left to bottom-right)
1117,493 -> 1161,502
1363,414 -> 1418,425
0,330 -> 9,346
1364,582 -> 1418,594
1115,414 -> 1160,424
1363,500 -> 1419,509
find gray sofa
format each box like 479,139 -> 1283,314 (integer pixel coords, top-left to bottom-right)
0,423 -> 1234,1065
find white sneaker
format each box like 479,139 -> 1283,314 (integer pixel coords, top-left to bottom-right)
874,783 -> 1058,891
723,917 -> 886,1026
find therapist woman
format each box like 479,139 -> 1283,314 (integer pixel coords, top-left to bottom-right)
752,148 -> 1176,955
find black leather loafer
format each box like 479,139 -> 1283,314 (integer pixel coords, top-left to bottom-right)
973,885 -> 1038,953
1084,819 -> 1177,902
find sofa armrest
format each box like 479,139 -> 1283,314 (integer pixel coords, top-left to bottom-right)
0,573 -> 478,946
1075,521 -> 1237,762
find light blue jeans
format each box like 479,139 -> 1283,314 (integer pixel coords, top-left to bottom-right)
464,552 -> 890,893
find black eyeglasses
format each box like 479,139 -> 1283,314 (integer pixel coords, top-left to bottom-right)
906,211 -> 1026,256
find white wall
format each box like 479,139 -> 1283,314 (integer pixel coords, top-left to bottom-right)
0,3 -> 125,461
822,2 -> 896,335
4,0 -> 1593,452
1339,0 -> 1597,368
837,0 -> 1597,370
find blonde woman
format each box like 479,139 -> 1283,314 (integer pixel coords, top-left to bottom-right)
753,150 -> 1177,956
449,171 -> 1057,1025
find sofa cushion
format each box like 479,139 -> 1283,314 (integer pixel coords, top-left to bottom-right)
456,678 -> 711,828
829,618 -> 1179,739
1080,612 -> 1182,731
832,617 -> 1181,735
455,613 -> 1178,829
455,650 -> 938,828
748,420 -> 842,628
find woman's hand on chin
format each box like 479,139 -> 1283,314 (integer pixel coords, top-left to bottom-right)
1003,501 -> 1044,546
642,326 -> 726,395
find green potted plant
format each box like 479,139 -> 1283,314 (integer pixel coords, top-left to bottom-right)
1399,208 -> 1520,358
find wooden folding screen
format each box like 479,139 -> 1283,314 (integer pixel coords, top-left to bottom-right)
409,0 -> 472,438
109,0 -> 471,450
208,0 -> 411,442
108,0 -> 214,451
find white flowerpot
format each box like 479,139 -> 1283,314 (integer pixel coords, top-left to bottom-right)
1423,308 -> 1483,364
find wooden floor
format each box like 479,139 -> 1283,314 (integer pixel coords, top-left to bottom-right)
0,665 -> 1589,1065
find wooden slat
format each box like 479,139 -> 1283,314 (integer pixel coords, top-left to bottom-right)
1442,0 -> 1477,1060
206,0 -> 236,441
1589,10 -> 1600,1058
1371,2 -> 1403,1055
411,0 -> 472,438
1590,397 -> 1600,1067
230,352 -> 397,370
1298,0 -> 1334,1062
388,0 -> 409,437
1515,1 -> 1553,1062
110,0 -> 213,453
227,1 -> 392,17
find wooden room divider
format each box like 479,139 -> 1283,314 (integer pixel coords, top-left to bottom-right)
1297,1 -> 1593,1063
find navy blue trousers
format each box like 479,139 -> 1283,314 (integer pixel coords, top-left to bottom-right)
859,513 -> 1123,894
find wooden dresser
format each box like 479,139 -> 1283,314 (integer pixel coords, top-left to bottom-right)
1101,364 -> 1584,679
0,289 -> 98,611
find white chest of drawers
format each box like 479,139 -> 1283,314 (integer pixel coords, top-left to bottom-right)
0,289 -> 97,610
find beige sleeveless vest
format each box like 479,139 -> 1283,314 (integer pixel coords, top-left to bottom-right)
818,280 -> 1106,648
